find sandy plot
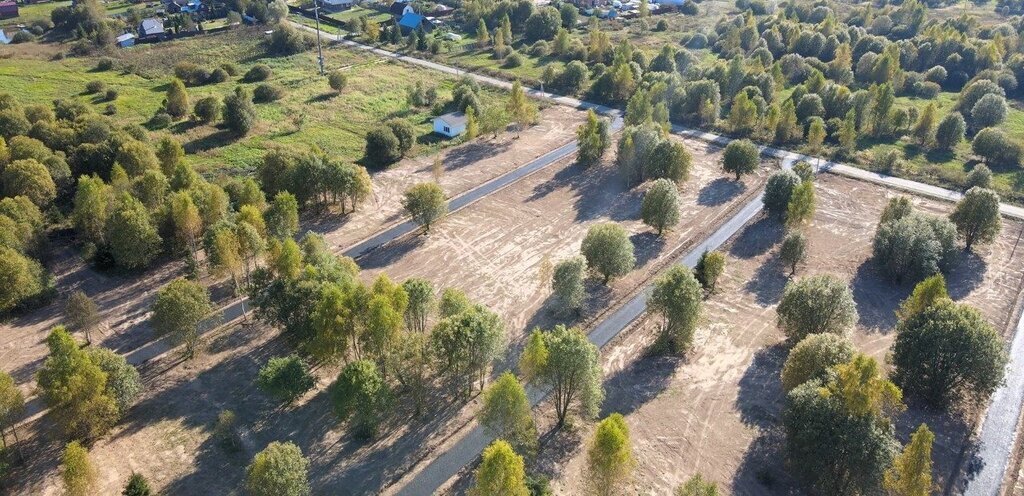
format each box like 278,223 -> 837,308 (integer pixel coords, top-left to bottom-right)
357,135 -> 770,349
539,174 -> 1024,495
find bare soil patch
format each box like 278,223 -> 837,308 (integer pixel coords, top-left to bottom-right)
529,174 -> 1024,495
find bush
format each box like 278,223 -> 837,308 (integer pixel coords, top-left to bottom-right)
96,58 -> 115,71
972,127 -> 1022,167
971,93 -> 1008,129
965,164 -> 993,190
504,51 -> 525,68
780,333 -> 855,392
328,70 -> 347,92
933,112 -> 965,152
193,96 -> 222,124
267,23 -> 312,55
104,88 -> 118,102
84,80 -> 106,94
10,31 -> 34,44
244,64 -> 273,82
365,126 -> 403,167
763,169 -> 801,218
104,103 -> 117,115
208,67 -> 229,84
149,112 -> 172,129
253,83 -> 285,103
223,87 -> 258,135
873,212 -> 957,284
524,6 -> 561,43
776,274 -> 858,341
530,40 -> 550,57
257,355 -> 315,403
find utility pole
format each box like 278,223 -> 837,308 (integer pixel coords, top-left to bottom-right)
313,1 -> 325,76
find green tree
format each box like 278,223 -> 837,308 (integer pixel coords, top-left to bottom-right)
2,159 -> 55,208
587,413 -> 634,496
165,78 -> 189,119
892,300 -> 1008,408
520,326 -> 603,426
72,175 -> 112,246
223,86 -> 258,135
479,372 -> 538,457
649,265 -> 703,352
763,169 -> 801,219
62,441 -> 97,496
806,117 -> 826,156
471,440 -> 529,496
837,109 -> 857,156
552,256 -> 586,315
328,70 -> 348,93
364,126 -> 402,166
641,179 -> 681,236
105,193 -> 161,270
873,212 -> 957,284
402,182 -> 447,234
402,278 -> 434,333
151,278 -> 212,359
933,112 -> 965,152
65,290 -> 100,344
781,333 -> 855,392
646,140 -> 692,184
116,141 -> 160,177
722,139 -> 759,180
581,222 -> 635,283
122,472 -> 152,496
246,441 -> 310,496
0,371 -> 25,457
85,347 -> 141,415
911,102 -> 936,146
577,110 -> 611,167
0,246 -> 46,314
476,18 -> 490,48
786,181 -> 816,227
330,359 -> 390,438
438,287 -> 471,318
257,354 -> 315,404
430,305 -> 504,395
950,187 -> 1001,250
776,274 -> 857,341
972,127 -> 1021,167
966,164 -> 993,190
506,81 -> 537,134
897,274 -> 948,321
728,91 -> 757,136
37,327 -> 118,439
884,423 -> 934,496
694,250 -> 726,294
830,353 -> 903,418
783,380 -> 899,495
266,191 -> 299,239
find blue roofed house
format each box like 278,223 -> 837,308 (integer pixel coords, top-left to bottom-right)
116,32 -> 136,47
433,112 -> 467,138
398,12 -> 431,33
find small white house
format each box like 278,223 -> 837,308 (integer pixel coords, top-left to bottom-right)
433,112 -> 467,138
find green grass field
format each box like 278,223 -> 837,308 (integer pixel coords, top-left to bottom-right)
0,27 -> 505,175
0,0 -> 70,27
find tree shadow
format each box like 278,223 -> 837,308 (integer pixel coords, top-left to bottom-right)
599,354 -> 680,418
170,119 -> 204,135
443,139 -> 512,171
184,129 -> 239,154
945,250 -> 988,302
731,425 -> 792,495
306,92 -> 336,104
896,400 -> 978,495
735,344 -> 786,429
697,177 -> 746,207
849,260 -> 907,334
355,235 -> 426,270
630,231 -> 666,268
743,253 -> 788,306
728,216 -> 784,260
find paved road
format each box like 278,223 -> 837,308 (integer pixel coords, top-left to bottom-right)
392,157 -> 789,495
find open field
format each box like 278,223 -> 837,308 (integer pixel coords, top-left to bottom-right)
0,28 -> 508,174
357,133 -> 769,350
506,173 -> 1024,494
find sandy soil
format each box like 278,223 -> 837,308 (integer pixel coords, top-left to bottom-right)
525,174 -> 1024,495
0,106 -> 587,494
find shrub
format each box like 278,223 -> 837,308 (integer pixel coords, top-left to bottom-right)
245,64 -> 273,82
10,31 -> 34,44
965,164 -> 992,190
193,96 -> 222,124
873,212 -> 957,284
256,355 -> 315,403
253,83 -> 285,103
96,58 -> 115,71
776,274 -> 858,341
267,23 -> 312,56
781,333 -> 855,392
223,87 -> 258,135
328,70 -> 347,92
504,51 -> 525,68
84,80 -> 105,94
104,103 -> 117,116
104,88 -> 118,102
933,112 -> 965,152
207,67 -> 229,84
149,112 -> 172,129
763,169 -> 801,218
364,126 -> 402,167
972,127 -> 1022,167
971,93 -> 1008,129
